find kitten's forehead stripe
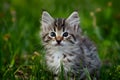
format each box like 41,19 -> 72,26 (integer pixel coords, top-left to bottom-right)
54,18 -> 65,31
54,26 -> 56,32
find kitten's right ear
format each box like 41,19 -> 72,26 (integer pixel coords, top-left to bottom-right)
41,11 -> 54,26
66,11 -> 80,27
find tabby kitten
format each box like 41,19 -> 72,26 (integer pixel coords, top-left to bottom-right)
40,11 -> 101,80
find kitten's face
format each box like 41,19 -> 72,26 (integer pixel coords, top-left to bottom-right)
41,11 -> 81,47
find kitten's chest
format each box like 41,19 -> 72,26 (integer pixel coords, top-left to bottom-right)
45,47 -> 77,73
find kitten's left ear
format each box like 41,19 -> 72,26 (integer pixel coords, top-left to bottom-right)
66,11 -> 80,27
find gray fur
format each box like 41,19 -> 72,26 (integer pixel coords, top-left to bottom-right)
40,11 -> 101,80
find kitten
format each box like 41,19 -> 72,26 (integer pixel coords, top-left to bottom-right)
40,11 -> 101,80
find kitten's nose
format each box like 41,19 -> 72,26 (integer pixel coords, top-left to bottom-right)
56,40 -> 61,44
56,36 -> 63,44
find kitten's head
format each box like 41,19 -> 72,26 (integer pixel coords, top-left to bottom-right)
40,11 -> 82,47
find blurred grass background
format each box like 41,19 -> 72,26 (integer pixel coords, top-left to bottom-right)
0,0 -> 120,80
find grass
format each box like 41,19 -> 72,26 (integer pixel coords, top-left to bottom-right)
0,0 -> 120,80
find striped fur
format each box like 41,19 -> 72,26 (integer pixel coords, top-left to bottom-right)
54,18 -> 66,31
40,11 -> 101,80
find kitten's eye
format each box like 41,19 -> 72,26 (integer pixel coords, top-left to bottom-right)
63,32 -> 68,37
50,32 -> 56,37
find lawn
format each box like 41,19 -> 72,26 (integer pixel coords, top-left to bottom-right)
0,0 -> 120,80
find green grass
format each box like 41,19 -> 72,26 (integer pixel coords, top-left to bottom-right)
0,0 -> 120,80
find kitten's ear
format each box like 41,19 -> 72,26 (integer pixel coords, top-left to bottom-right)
66,11 -> 80,27
41,11 -> 54,26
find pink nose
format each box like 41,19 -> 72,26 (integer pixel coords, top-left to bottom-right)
55,36 -> 63,44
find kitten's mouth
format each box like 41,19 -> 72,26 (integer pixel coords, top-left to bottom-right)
55,43 -> 63,46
